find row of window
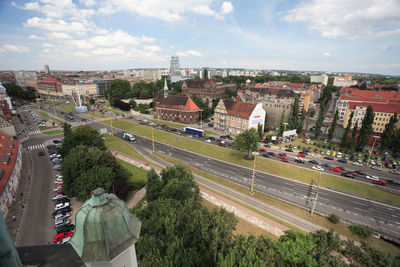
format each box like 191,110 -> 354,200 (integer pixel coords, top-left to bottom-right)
160,113 -> 194,119
375,117 -> 389,122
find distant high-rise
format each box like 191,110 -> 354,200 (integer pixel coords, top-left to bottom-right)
170,51 -> 180,73
44,64 -> 50,75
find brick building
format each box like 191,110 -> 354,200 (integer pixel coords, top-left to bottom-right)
181,80 -> 236,101
154,95 -> 200,123
0,132 -> 22,217
37,77 -> 63,97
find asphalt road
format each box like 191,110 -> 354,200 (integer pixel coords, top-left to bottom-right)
88,120 -> 400,241
16,108 -> 62,246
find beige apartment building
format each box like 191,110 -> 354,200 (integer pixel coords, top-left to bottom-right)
62,83 -> 98,98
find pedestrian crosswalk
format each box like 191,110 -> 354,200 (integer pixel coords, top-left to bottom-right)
28,144 -> 45,150
28,130 -> 41,135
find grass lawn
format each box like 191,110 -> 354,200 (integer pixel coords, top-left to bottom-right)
57,105 -> 76,113
148,119 -> 217,135
39,126 -> 56,131
42,130 -> 63,135
156,152 -> 400,256
201,199 -> 278,240
116,158 -> 147,190
103,134 -> 146,162
101,118 -> 400,205
40,112 -> 63,125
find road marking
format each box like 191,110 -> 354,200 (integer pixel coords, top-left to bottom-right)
28,143 -> 45,150
28,130 -> 41,135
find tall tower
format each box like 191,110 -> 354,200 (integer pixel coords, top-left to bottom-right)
170,50 -> 180,73
70,188 -> 141,267
44,64 -> 50,75
163,76 -> 169,98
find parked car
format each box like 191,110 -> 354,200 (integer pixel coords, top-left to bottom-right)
268,152 -> 275,157
297,153 -> 306,158
258,148 -> 266,153
55,202 -> 70,210
337,159 -> 347,164
373,180 -> 387,186
309,159 -> 319,164
281,158 -> 289,163
54,212 -> 71,221
285,148 -> 293,152
341,172 -> 354,178
294,157 -> 305,164
54,219 -> 71,228
324,157 -> 334,161
352,162 -> 363,166
262,153 -> 270,158
57,224 -> 75,234
365,175 -> 380,181
53,194 -> 67,200
312,165 -> 324,171
330,167 -> 342,172
322,163 -> 331,168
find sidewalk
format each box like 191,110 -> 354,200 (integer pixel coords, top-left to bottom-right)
5,145 -> 32,243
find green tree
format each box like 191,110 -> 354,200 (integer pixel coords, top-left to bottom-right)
62,145 -> 130,201
341,111 -> 354,148
328,110 -> 339,141
357,105 -> 375,150
89,98 -> 95,105
63,122 -> 72,137
278,110 -> 285,137
288,96 -> 299,130
107,79 -> 131,99
297,108 -> 306,135
264,112 -> 268,131
308,107 -> 315,118
352,120 -> 359,145
257,123 -> 263,141
129,99 -> 137,109
59,125 -> 105,157
314,104 -> 325,139
232,128 -> 260,159
380,113 -> 398,151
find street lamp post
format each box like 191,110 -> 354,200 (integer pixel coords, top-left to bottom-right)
366,135 -> 380,167
311,171 -> 321,216
250,152 -> 257,194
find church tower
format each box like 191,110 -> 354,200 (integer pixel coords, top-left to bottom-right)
163,76 -> 169,99
70,188 -> 141,267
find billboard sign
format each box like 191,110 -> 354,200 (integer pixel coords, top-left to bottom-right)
283,129 -> 297,137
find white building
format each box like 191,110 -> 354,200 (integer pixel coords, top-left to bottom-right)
310,73 -> 328,86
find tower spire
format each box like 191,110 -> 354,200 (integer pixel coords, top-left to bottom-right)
163,76 -> 168,98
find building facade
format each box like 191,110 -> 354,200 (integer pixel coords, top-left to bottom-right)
181,80 -> 236,101
342,103 -> 400,134
0,133 -> 22,218
214,98 -> 266,135
14,71 -> 37,88
310,73 -> 328,86
155,95 -> 200,123
62,83 -> 98,98
37,77 -> 63,97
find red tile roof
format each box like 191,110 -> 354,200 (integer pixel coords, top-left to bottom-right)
0,132 -> 18,196
158,95 -> 200,111
348,102 -> 400,114
223,99 -> 256,119
39,77 -> 61,84
340,87 -> 400,102
340,96 -> 388,103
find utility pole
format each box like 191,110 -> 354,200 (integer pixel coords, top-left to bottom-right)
52,97 -> 57,118
311,171 -> 321,216
366,136 -> 379,167
250,152 -> 257,194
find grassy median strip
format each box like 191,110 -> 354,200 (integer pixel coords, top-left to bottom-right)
40,112 -> 63,125
155,152 -> 400,255
57,105 -> 76,113
148,119 -> 217,135
102,118 -> 400,205
39,126 -> 56,130
42,130 -> 63,135
103,134 -> 146,162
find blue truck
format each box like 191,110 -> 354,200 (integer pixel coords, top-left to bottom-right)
184,127 -> 204,137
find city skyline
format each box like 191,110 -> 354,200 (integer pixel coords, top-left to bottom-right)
0,0 -> 399,75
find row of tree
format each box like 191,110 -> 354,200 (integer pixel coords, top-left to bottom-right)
135,164 -> 399,266
60,124 -> 131,201
3,83 -> 36,101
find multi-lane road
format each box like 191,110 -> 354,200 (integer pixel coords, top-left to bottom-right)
87,119 -> 400,241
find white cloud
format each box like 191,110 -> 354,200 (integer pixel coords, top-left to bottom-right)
98,0 -> 233,21
42,43 -> 54,48
322,52 -> 331,57
79,0 -> 97,7
23,17 -> 89,35
221,2 -> 234,14
176,50 -> 202,57
0,44 -> 31,53
144,45 -> 161,52
46,32 -> 73,39
376,45 -> 391,51
28,34 -> 42,40
282,0 -> 400,39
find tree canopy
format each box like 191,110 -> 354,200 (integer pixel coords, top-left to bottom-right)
357,105 -> 375,150
328,110 -> 339,141
233,128 -> 260,159
3,83 -> 36,101
288,96 -> 300,130
380,113 -> 398,151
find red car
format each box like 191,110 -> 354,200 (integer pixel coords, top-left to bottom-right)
258,148 -> 266,153
297,153 -> 306,158
53,231 -> 73,243
330,167 -> 342,172
268,152 -> 275,157
278,155 -> 287,160
373,180 -> 387,186
281,158 -> 289,163
218,141 -> 225,147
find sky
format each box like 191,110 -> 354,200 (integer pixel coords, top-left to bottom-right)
0,0 -> 399,75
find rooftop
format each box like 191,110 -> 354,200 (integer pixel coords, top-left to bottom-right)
223,99 -> 256,119
0,132 -> 18,197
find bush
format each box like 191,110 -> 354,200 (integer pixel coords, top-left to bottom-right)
348,225 -> 373,239
328,214 -> 340,224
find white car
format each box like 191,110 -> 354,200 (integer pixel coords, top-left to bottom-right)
352,162 -> 363,166
55,178 -> 63,182
57,236 -> 71,245
336,152 -> 342,158
53,194 -> 67,200
205,139 -> 212,143
54,186 -> 63,192
55,202 -> 70,210
326,151 -> 331,155
54,212 -> 71,221
312,165 -> 324,171
365,175 -> 379,181
54,219 -> 70,228
370,160 -> 376,165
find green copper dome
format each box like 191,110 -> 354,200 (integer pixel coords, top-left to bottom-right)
70,188 -> 141,263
